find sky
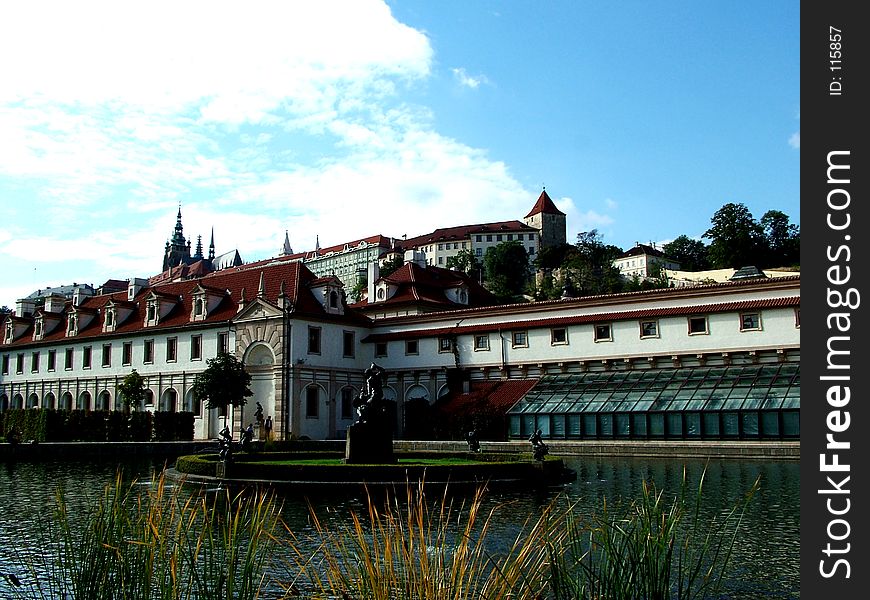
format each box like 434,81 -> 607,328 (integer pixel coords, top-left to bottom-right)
0,0 -> 799,309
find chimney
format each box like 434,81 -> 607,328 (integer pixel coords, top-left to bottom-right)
44,294 -> 66,313
15,298 -> 36,318
72,285 -> 94,306
127,277 -> 148,301
367,260 -> 380,303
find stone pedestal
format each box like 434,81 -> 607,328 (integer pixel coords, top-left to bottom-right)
344,421 -> 395,464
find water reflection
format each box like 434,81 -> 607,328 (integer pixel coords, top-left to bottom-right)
0,456 -> 798,598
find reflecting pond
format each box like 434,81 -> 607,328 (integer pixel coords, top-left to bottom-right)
0,454 -> 799,598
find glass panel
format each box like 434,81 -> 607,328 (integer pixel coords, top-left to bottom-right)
703,412 -> 720,437
686,397 -> 708,410
782,411 -> 800,437
567,415 -> 581,437
599,414 -> 613,437
722,412 -> 740,437
632,413 -> 648,437
666,399 -> 690,411
685,413 -> 701,437
509,416 -> 521,437
705,389 -> 728,410
582,414 -> 598,438
649,413 -> 665,437
781,396 -> 800,409
536,416 -> 551,437
666,413 -> 683,437
615,413 -> 630,437
761,412 -> 780,437
742,390 -> 767,410
522,415 -> 535,437
741,412 -> 759,437
551,415 -> 566,438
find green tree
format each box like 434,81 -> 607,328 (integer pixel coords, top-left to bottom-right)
191,352 -> 253,412
483,241 -> 531,301
704,203 -> 767,269
445,249 -> 479,275
379,255 -> 405,279
760,209 -> 800,267
117,369 -> 147,412
662,235 -> 710,271
563,230 -> 624,296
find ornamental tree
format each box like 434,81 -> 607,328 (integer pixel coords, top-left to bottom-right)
117,369 -> 147,412
191,352 -> 253,412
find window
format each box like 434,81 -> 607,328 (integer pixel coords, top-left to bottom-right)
82,346 -> 92,369
551,328 -> 568,345
122,342 -> 132,366
496,234 -> 503,241
438,257 -> 444,265
102,344 -> 112,367
475,248 -> 483,257
794,308 -> 800,328
341,388 -> 354,420
512,331 -> 528,348
1,354 -> 8,375
166,337 -> 177,362
474,334 -> 490,351
375,341 -> 388,357
405,339 -> 419,355
67,316 -> 77,336
144,339 -> 154,364
31,352 -> 40,373
191,335 -> 202,360
438,337 -> 453,353
329,291 -> 339,309
218,332 -> 229,354
475,235 -> 482,242
740,313 -> 761,331
594,323 -> 612,342
194,298 -> 204,317
105,309 -> 114,328
688,316 -> 709,335
486,234 -> 493,242
16,353 -> 24,374
640,320 -> 659,338
507,234 -> 513,240
48,350 -> 56,372
65,348 -> 74,370
308,327 -> 321,354
438,243 -> 443,251
343,331 -> 355,357
529,234 -> 535,241
305,386 -> 319,418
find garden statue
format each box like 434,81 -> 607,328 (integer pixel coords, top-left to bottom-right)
240,423 -> 255,452
466,429 -> 481,453
218,425 -> 234,463
255,401 -> 264,424
529,428 -> 549,461
345,362 -> 395,464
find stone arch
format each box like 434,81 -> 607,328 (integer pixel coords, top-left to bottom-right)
337,385 -> 358,422
0,394 -> 8,411
12,394 -> 23,409
243,342 -> 277,431
183,388 -> 200,414
301,382 -> 329,439
27,393 -> 39,409
60,392 -> 73,410
77,391 -> 91,411
97,390 -> 111,411
244,342 -> 275,366
160,388 -> 178,412
44,392 -> 56,409
144,389 -> 155,407
437,383 -> 451,400
405,384 -> 430,403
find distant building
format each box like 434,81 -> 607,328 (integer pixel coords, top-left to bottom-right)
613,243 -> 681,279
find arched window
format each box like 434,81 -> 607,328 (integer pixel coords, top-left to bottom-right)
329,291 -> 339,309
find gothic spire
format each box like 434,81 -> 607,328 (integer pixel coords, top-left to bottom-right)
208,227 -> 215,260
281,230 -> 293,256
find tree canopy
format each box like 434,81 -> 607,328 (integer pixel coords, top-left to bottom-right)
704,203 -> 767,269
117,369 -> 147,412
483,240 -> 531,301
662,235 -> 710,271
191,352 -> 253,411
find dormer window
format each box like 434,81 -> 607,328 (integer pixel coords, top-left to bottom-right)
4,321 -> 13,344
33,318 -> 44,340
146,301 -> 158,326
194,298 -> 204,317
66,314 -> 78,337
103,307 -> 116,333
329,291 -> 339,309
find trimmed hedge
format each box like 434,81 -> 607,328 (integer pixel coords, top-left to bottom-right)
0,408 -> 193,442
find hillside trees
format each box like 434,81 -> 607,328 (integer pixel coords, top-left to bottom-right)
483,241 -> 531,301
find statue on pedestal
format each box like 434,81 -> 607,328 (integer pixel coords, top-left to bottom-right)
529,428 -> 549,461
345,363 -> 395,464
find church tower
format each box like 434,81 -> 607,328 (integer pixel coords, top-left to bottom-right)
524,188 -> 567,248
162,205 -> 193,271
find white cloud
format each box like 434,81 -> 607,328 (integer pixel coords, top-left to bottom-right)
451,67 -> 490,89
788,132 -> 800,149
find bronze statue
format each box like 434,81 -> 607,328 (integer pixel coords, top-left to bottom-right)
529,428 -> 549,461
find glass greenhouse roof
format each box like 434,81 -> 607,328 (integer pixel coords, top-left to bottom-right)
507,364 -> 800,415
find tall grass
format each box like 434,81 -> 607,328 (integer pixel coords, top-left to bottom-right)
7,472 -> 282,599
7,467 -> 758,599
287,467 -> 758,600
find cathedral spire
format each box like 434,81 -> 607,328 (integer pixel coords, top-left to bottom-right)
281,230 -> 293,256
315,234 -> 321,252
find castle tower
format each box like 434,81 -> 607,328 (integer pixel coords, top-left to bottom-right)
524,188 -> 567,248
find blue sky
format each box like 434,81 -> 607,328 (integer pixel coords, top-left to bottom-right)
0,0 -> 799,308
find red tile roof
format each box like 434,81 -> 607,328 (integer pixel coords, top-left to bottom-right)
435,379 -> 539,416
357,262 -> 496,311
404,220 -> 537,248
525,189 -> 566,218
